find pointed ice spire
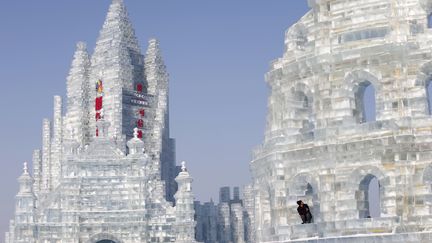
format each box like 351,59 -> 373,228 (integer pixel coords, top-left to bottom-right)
145,38 -> 168,95
65,42 -> 90,146
23,162 -> 28,175
95,0 -> 141,54
88,0 -> 145,140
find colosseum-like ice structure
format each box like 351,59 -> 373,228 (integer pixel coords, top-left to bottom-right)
251,0 -> 432,242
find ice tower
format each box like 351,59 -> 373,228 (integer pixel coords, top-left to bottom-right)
250,0 -> 432,242
5,1 -> 196,242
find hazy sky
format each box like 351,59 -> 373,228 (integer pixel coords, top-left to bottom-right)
0,0 -> 311,236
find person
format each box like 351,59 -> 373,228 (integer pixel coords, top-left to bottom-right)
297,200 -> 313,224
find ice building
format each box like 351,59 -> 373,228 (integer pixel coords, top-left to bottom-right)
250,0 -> 432,242
5,1 -> 198,242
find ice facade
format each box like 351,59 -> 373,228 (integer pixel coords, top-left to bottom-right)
5,0 -> 198,242
249,0 -> 432,242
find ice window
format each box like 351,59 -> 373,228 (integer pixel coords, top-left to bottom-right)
427,80 -> 432,114
341,27 -> 388,43
359,174 -> 380,218
428,14 -> 432,29
354,81 -> 376,123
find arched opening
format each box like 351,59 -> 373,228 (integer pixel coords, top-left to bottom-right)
354,81 -> 376,123
358,174 -> 380,218
426,80 -> 432,114
97,241 -> 116,243
428,13 -> 432,29
290,174 -> 320,224
293,90 -> 313,132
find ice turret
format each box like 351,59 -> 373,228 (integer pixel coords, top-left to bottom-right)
13,162 -> 36,242
174,162 -> 198,242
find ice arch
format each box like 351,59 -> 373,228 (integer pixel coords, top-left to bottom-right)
346,70 -> 380,123
416,61 -> 432,115
290,82 -> 314,133
289,173 -> 320,222
350,166 -> 385,219
359,174 -> 380,218
88,233 -> 122,243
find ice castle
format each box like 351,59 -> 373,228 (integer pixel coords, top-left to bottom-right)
250,0 -> 432,242
5,0 -> 198,242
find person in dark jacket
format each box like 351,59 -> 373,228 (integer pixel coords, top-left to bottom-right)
297,200 -> 313,224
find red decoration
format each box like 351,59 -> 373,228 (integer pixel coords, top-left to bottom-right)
136,83 -> 143,93
137,130 -> 143,138
139,109 -> 145,117
137,119 -> 144,128
96,128 -> 99,137
95,97 -> 103,111
95,112 -> 101,121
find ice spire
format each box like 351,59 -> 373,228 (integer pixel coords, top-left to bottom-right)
65,42 -> 90,146
145,39 -> 168,95
89,0 -> 145,140
23,162 -> 28,175
145,38 -> 175,201
145,38 -> 169,137
93,0 -> 142,64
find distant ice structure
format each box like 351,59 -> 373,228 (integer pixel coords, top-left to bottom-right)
5,1 -> 197,242
249,0 -> 432,242
194,186 -> 255,243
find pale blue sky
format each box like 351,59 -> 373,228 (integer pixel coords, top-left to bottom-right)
0,0 -> 310,235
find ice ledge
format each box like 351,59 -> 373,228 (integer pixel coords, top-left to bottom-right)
264,231 -> 432,243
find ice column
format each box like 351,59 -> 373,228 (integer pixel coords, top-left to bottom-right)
41,118 -> 51,192
50,96 -> 63,189
32,149 -> 42,195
